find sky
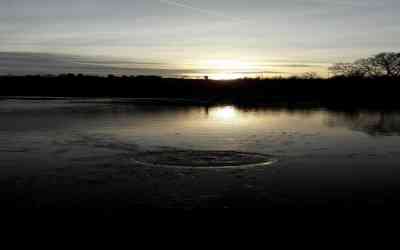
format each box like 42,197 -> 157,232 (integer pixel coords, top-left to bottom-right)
1,0 -> 399,78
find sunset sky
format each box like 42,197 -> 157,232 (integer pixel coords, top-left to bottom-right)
1,0 -> 399,78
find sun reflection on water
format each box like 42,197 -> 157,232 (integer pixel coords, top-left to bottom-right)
210,106 -> 237,120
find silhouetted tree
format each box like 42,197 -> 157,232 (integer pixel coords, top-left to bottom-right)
301,72 -> 319,79
329,52 -> 400,78
371,52 -> 400,77
329,62 -> 366,78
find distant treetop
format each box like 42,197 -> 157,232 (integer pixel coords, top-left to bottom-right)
329,52 -> 400,78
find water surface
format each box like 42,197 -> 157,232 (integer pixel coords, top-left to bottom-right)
2,98 -> 400,171
2,98 -> 400,208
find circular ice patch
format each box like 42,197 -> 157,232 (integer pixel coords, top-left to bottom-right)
132,150 -> 277,169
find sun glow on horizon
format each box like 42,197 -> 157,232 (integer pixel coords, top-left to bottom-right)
205,59 -> 253,71
186,59 -> 265,80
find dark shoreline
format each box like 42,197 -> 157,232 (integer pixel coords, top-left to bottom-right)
1,74 -> 400,109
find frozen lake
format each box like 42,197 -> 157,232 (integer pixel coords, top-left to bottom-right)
2,98 -> 400,209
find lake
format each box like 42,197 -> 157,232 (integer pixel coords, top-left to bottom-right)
2,98 -> 400,208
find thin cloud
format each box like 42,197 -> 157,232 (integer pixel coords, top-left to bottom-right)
296,0 -> 383,8
267,64 -> 322,68
0,52 -> 178,76
156,0 -> 246,23
234,71 -> 286,74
